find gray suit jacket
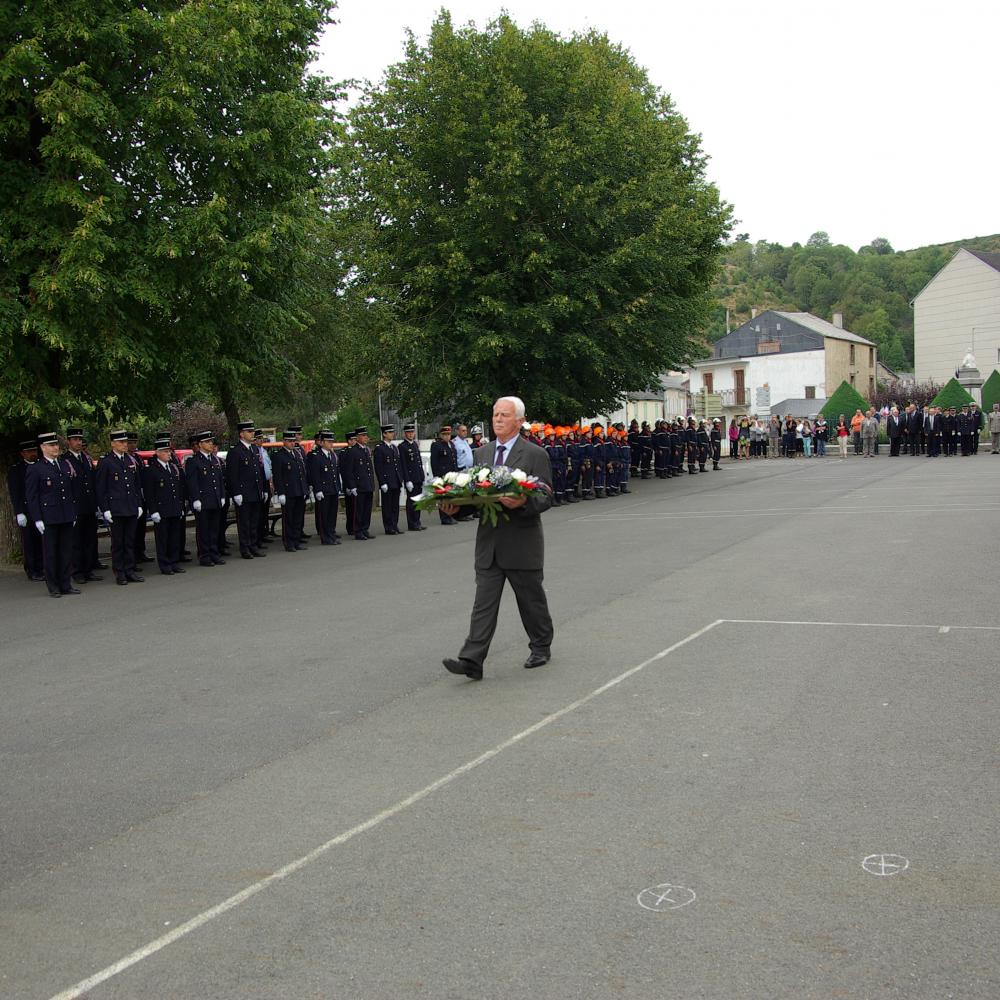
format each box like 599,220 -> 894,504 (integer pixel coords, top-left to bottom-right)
472,437 -> 553,571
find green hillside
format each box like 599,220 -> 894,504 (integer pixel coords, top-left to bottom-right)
707,232 -> 1000,370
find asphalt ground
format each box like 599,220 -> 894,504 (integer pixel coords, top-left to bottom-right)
1,449 -> 998,999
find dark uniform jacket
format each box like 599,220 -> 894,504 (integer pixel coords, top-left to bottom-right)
887,414 -> 904,438
342,442 -> 376,493
143,459 -> 186,518
271,446 -> 309,498
7,459 -> 33,519
398,439 -> 425,486
306,447 -> 340,496
65,451 -> 98,513
26,457 -> 77,525
96,451 -> 144,516
429,438 -> 457,479
471,438 -> 552,571
373,441 -> 404,489
225,441 -> 266,502
184,450 -> 227,509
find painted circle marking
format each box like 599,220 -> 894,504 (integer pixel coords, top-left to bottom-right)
637,883 -> 696,911
862,853 -> 909,877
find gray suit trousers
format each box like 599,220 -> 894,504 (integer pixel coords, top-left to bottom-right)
459,558 -> 554,667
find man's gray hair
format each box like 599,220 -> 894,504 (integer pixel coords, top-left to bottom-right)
495,396 -> 526,419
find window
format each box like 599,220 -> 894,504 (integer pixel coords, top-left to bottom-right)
805,386 -> 816,399
704,372 -> 714,393
869,376 -> 875,394
850,373 -> 856,386
733,369 -> 746,406
850,344 -> 856,365
869,347 -> 874,366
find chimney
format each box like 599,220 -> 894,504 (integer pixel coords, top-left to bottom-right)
832,312 -> 843,329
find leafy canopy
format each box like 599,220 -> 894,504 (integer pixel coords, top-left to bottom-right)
337,13 -> 731,420
0,0 -> 338,442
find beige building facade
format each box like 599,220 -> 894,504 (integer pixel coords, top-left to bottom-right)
914,249 -> 1000,382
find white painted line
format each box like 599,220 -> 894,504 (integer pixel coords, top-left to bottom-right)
721,618 -> 1000,631
939,626 -> 950,634
571,506 -> 1000,521
48,620 -> 725,1000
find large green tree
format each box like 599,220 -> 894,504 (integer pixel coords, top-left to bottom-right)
0,0 -> 338,439
337,13 -> 731,420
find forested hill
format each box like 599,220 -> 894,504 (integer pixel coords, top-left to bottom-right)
706,232 -> 1000,369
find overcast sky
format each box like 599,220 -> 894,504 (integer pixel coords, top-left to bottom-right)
314,0 -> 997,253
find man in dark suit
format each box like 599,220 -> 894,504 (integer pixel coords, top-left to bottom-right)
64,428 -> 102,582
144,437 -> 187,574
443,396 -> 554,681
8,438 -> 45,581
271,429 -> 309,551
185,431 -> 227,565
342,426 -> 376,540
398,423 -> 426,530
26,432 -> 79,597
429,425 -> 459,524
96,429 -> 145,583
225,420 -> 267,558
887,407 -> 904,457
924,407 -> 941,458
306,430 -> 341,545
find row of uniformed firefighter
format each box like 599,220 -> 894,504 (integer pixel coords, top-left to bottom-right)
6,422 -> 427,597
520,416 -> 722,504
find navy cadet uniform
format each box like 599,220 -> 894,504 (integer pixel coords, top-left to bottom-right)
551,431 -> 569,503
26,432 -> 78,597
143,438 -> 187,574
126,434 -> 151,563
373,424 -> 404,535
429,425 -> 458,524
96,429 -> 145,584
971,405 -> 983,454
543,434 -> 562,505
578,430 -> 594,499
64,429 -> 101,581
590,426 -> 606,497
958,407 -> 973,456
306,430 -> 341,544
253,429 -> 274,545
214,444 -> 231,554
710,419 -> 722,470
343,426 -> 376,540
288,425 -> 310,539
696,421 -> 711,472
652,422 -> 668,478
604,433 -> 619,496
565,432 -> 581,501
339,430 -> 357,537
7,440 -> 45,581
638,424 -> 654,478
616,427 -> 632,493
184,431 -> 227,565
685,418 -> 699,473
398,423 -> 427,530
271,430 -> 309,551
226,421 -> 267,558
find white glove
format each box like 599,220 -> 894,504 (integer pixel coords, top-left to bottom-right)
277,494 -> 286,506
193,500 -> 202,512
35,520 -> 45,534
349,488 -> 358,497
104,511 -> 113,524
150,512 -> 161,524
137,506 -> 143,517
16,513 -> 27,528
405,481 -> 413,492
380,483 -> 388,493
234,494 -> 243,506
315,491 -> 324,501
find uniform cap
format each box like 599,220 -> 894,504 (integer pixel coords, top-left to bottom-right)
581,424 -> 591,433
154,438 -> 172,451
521,421 -> 532,432
345,430 -> 357,441
253,429 -> 265,439
282,429 -> 297,441
109,429 -> 129,442
237,421 -> 255,432
288,425 -> 303,433
318,430 -> 336,441
36,432 -> 58,446
403,423 -> 416,432
195,430 -> 214,443
439,425 -> 451,434
127,432 -> 139,442
65,427 -> 85,439
470,425 -> 483,434
354,426 -> 369,436
19,439 -> 38,451
380,424 -> 394,434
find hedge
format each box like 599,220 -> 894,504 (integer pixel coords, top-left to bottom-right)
929,378 -> 975,409
981,370 -> 1000,413
820,381 -> 870,420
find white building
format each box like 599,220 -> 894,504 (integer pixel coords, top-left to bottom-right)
913,249 -> 1000,382
687,310 -> 876,419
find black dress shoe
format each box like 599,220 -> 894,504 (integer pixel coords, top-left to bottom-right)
300,532 -> 311,539
241,552 -> 254,560
331,538 -> 341,545
200,560 -> 215,567
355,533 -> 366,541
440,516 -> 457,525
251,549 -> 266,557
364,531 -> 375,539
115,577 -> 127,586
95,561 -> 108,569
73,574 -> 88,584
30,573 -> 46,582
125,573 -> 145,582
179,556 -> 193,562
524,652 -> 550,669
84,573 -> 104,582
443,657 -> 482,681
212,558 -> 226,565
161,568 -> 175,575
48,591 -> 62,598
172,566 -> 186,574
62,587 -> 82,594
294,544 -> 307,550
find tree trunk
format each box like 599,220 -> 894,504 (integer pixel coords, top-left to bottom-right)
0,462 -> 19,567
219,379 -> 241,442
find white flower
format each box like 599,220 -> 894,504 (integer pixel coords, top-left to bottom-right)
443,471 -> 458,484
477,467 -> 491,482
431,476 -> 444,487
510,468 -> 527,482
454,472 -> 471,487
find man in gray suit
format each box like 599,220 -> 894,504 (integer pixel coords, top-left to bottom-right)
443,395 -> 555,680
